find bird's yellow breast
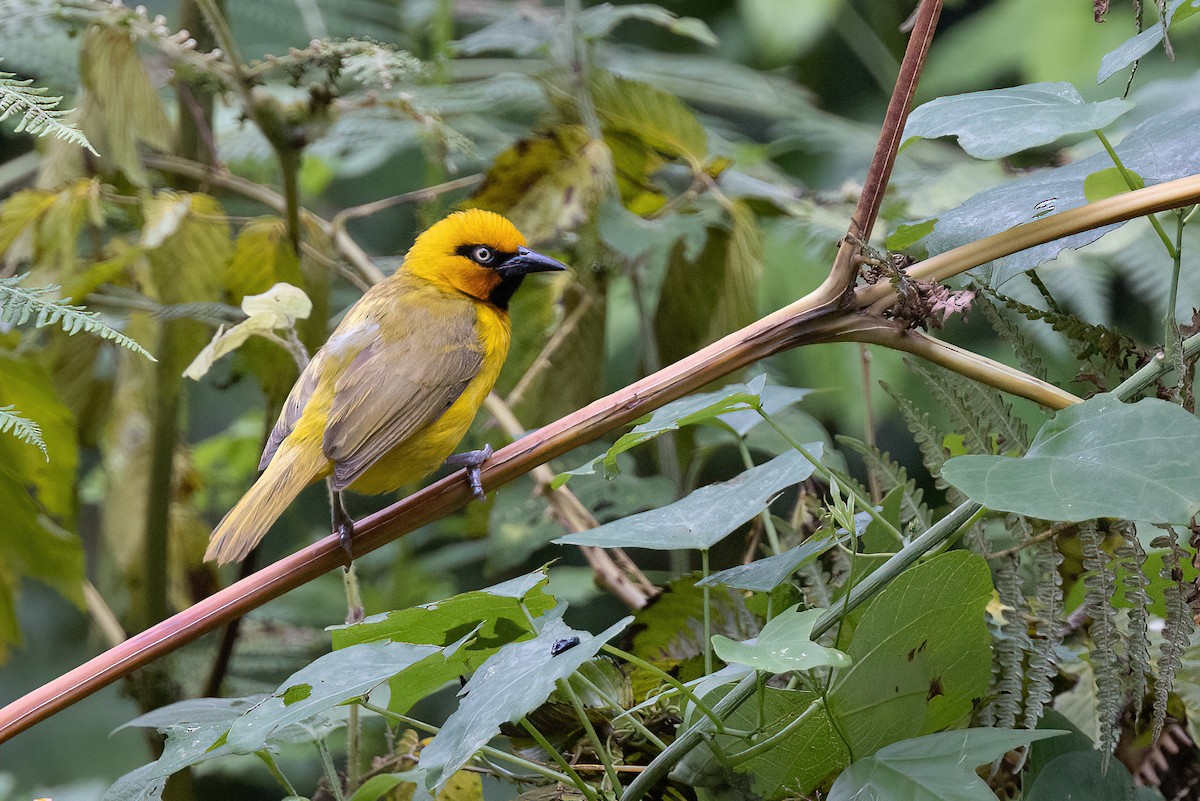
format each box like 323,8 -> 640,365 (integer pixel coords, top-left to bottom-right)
345,300 -> 511,494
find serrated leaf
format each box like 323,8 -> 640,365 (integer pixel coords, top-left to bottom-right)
712,605 -> 851,674
226,640 -> 442,753
471,125 -> 612,243
225,216 -> 304,301
555,448 -> 820,550
903,82 -> 1132,160
943,394 -> 1200,524
418,616 -> 631,792
697,532 -> 846,592
591,75 -> 707,165
78,25 -> 171,184
828,728 -> 1065,801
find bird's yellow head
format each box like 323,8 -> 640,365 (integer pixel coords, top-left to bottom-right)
405,209 -> 566,309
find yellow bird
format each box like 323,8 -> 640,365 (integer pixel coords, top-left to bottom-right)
205,209 -> 566,564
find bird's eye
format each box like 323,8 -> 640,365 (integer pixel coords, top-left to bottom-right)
471,246 -> 493,264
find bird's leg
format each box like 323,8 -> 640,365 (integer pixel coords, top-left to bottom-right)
444,443 -> 493,501
328,484 -> 355,566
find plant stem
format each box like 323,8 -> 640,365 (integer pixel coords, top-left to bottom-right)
358,702 -> 578,786
1095,129 -> 1178,260
574,673 -> 668,751
558,678 -> 622,791
318,738 -> 347,801
756,412 -> 905,546
702,549 -> 713,675
724,697 -> 825,765
520,718 -> 599,801
256,751 -> 298,796
1164,210 -> 1185,365
603,645 -> 726,732
1113,330 -> 1200,400
737,440 -> 782,555
620,498 -> 981,801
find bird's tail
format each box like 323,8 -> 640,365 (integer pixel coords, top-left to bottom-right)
205,441 -> 328,564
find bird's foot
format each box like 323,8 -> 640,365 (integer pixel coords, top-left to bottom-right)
445,443 -> 493,501
331,490 -> 355,568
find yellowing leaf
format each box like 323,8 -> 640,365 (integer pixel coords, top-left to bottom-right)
184,283 -> 311,381
78,25 -> 172,184
471,125 -> 613,242
0,188 -> 55,261
225,216 -> 304,301
591,76 -> 708,167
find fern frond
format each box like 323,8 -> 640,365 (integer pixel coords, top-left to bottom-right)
909,361 -> 1028,455
1080,520 -> 1122,759
881,381 -> 959,495
836,435 -> 931,530
1115,525 -> 1151,725
0,404 -> 46,458
1025,537 -> 1064,728
990,288 -> 1146,378
1153,526 -> 1194,742
0,67 -> 95,153
0,274 -> 154,360
991,553 -> 1030,729
976,293 -> 1047,381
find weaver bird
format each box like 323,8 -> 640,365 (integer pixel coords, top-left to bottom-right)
205,209 -> 566,564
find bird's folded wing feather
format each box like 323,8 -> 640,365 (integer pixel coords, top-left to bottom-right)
259,359 -> 321,470
323,307 -> 483,490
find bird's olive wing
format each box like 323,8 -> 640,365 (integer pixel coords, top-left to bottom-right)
323,308 -> 483,491
259,356 -> 322,470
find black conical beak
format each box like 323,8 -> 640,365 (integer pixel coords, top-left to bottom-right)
500,246 -> 568,277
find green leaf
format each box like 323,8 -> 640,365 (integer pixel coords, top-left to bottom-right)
418,616 -> 631,792
330,569 -> 555,714
1024,750 -> 1148,801
1097,0 -> 1199,83
828,728 -> 1065,801
225,216 -> 304,301
903,82 -> 1131,160
554,375 -> 809,485
697,532 -> 846,592
922,106 -> 1200,286
722,552 -> 993,797
886,219 -> 936,251
942,394 -> 1200,524
225,640 -> 442,753
1083,166 -> 1145,202
555,448 -> 820,550
578,3 -> 717,46
591,75 -> 707,165
105,696 -> 343,801
712,605 -> 851,674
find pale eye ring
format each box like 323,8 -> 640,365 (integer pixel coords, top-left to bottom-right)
471,245 -> 494,264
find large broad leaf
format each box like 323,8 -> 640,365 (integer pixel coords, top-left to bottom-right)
712,605 -> 850,674
224,216 -> 304,301
696,531 -> 845,592
0,353 -> 84,661
329,569 -> 555,713
942,394 -> 1200,524
827,728 -> 1064,801
103,696 -> 343,801
418,616 -> 631,792
1097,0 -> 1199,83
225,640 -> 442,753
920,106 -> 1200,286
1023,750 -> 1158,801
591,75 -> 707,165
722,552 -> 993,797
554,448 -> 820,551
902,82 -> 1132,160
554,375 -> 810,486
